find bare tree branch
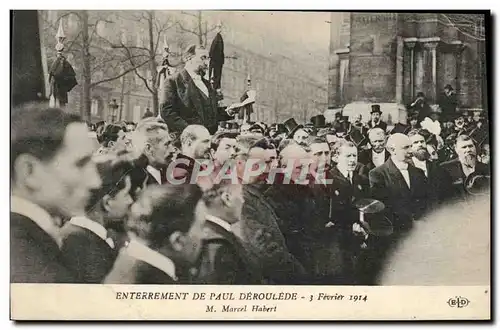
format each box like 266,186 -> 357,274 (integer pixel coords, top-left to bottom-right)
121,42 -> 154,94
177,22 -> 199,36
90,59 -> 150,87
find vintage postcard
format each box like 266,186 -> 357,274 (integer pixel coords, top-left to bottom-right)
10,9 -> 491,320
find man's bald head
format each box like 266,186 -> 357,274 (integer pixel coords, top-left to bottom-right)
387,133 -> 412,163
368,128 -> 387,154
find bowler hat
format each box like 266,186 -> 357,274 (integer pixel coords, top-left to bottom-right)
310,114 -> 327,128
370,104 -> 382,114
465,174 -> 490,196
283,118 -> 304,138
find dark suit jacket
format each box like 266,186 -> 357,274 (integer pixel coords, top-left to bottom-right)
195,220 -> 262,284
369,159 -> 429,233
329,167 -> 371,229
409,159 -> 449,207
239,185 -> 306,284
367,120 -> 388,131
160,69 -> 231,134
11,213 -> 76,283
194,221 -> 262,285
440,159 -> 490,201
104,250 -> 177,284
358,149 -> 390,175
391,123 -> 420,135
60,223 -> 117,283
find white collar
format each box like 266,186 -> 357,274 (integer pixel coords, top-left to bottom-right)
146,165 -> 162,184
372,150 -> 385,158
206,214 -> 232,232
185,65 -> 201,80
392,158 -> 409,170
337,166 -> 352,180
185,67 -> 209,97
124,239 -> 178,281
69,216 -> 114,248
412,157 -> 427,169
11,195 -> 61,246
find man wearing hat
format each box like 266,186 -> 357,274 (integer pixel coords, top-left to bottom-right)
440,134 -> 490,201
408,92 -> 432,122
160,44 -> 232,134
367,105 -> 387,131
283,118 -> 309,146
438,84 -> 459,122
310,114 -> 327,129
333,112 -> 350,136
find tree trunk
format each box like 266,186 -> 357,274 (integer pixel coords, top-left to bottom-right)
119,74 -> 126,121
147,11 -> 159,116
81,10 -> 92,121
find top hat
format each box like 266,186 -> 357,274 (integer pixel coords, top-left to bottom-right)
283,118 -> 304,138
354,198 -> 393,237
310,114 -> 327,128
465,174 -> 490,196
219,121 -> 239,132
370,104 -> 382,114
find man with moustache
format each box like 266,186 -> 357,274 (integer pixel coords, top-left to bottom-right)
366,105 -> 387,131
369,133 -> 429,235
441,135 -> 490,201
317,140 -> 370,284
171,125 -> 212,184
131,120 -> 177,187
210,131 -> 238,168
408,129 -> 449,206
358,128 -> 390,174
11,105 -> 102,283
160,44 -> 232,134
367,134 -> 429,283
180,125 -> 212,160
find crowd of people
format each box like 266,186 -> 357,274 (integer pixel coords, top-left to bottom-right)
11,91 -> 490,285
9,37 -> 491,286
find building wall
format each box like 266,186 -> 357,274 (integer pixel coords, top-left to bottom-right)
328,12 -> 487,111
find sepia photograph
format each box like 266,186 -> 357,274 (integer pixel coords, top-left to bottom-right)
10,9 -> 491,320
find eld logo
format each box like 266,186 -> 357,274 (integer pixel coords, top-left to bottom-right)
447,296 -> 470,308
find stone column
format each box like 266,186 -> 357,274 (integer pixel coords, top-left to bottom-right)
453,42 -> 466,108
404,38 -> 417,101
422,38 -> 440,103
395,36 -> 404,104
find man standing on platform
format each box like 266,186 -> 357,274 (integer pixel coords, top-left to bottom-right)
160,44 -> 232,134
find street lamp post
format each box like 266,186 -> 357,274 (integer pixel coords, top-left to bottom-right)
108,99 -> 119,123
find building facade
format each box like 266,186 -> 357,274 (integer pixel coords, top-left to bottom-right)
41,10 -> 329,124
328,12 -> 487,123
